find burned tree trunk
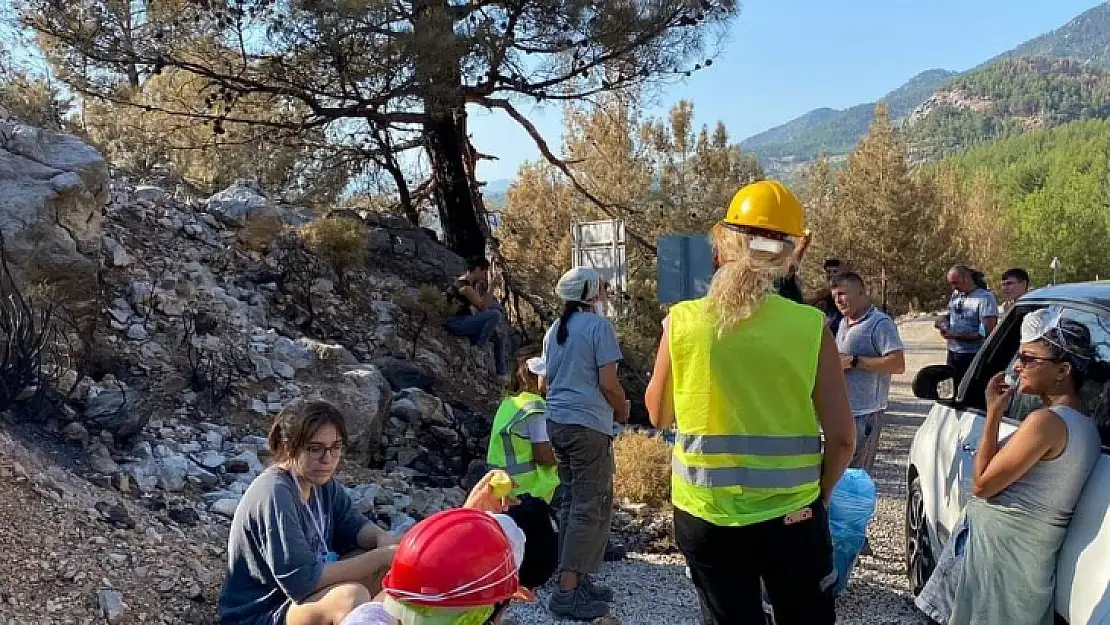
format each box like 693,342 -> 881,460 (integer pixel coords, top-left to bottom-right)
425,112 -> 486,258
414,0 -> 487,259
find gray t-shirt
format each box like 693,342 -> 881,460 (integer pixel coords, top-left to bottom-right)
947,288 -> 999,353
542,311 -> 623,436
836,307 -> 904,416
218,467 -> 370,625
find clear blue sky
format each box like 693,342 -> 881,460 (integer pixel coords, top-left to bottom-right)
470,0 -> 1104,182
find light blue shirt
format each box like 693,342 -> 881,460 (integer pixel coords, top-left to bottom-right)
947,288 -> 999,354
542,312 -> 623,436
836,307 -> 904,416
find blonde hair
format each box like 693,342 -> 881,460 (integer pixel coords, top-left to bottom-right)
706,223 -> 795,337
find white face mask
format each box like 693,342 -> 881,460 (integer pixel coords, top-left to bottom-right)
747,236 -> 786,254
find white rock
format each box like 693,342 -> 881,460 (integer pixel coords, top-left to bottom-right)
187,463 -> 220,489
206,181 -> 269,228
111,246 -> 134,267
155,455 -> 190,492
125,324 -> 148,341
97,589 -> 127,624
194,450 -> 226,470
205,430 -> 224,450
108,298 -> 133,323
310,277 -> 334,296
242,435 -> 269,449
250,399 -> 268,415
272,337 -> 315,370
273,360 -> 296,379
211,498 -> 241,519
133,185 -> 166,203
390,513 -> 417,534
230,450 -> 264,475
0,119 -> 106,306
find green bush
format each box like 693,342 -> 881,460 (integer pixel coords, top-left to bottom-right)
300,217 -> 368,278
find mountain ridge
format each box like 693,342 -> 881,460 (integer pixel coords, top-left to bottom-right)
740,2 -> 1110,173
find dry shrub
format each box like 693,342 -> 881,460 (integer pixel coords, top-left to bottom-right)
613,429 -> 672,508
300,216 -> 368,278
238,207 -> 286,252
397,285 -> 456,359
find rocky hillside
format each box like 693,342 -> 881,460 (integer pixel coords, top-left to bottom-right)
0,111 -> 521,623
740,1 -> 1110,175
903,56 -> 1110,161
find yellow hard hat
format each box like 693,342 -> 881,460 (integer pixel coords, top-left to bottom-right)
723,180 -> 805,238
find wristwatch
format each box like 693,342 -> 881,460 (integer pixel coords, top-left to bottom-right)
851,355 -> 860,369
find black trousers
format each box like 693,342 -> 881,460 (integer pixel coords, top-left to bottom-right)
947,350 -> 977,386
674,500 -> 837,625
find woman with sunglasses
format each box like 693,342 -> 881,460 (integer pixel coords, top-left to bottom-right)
918,308 -> 1104,625
219,400 -> 399,625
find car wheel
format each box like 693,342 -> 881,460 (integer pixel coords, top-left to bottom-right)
906,476 -> 936,596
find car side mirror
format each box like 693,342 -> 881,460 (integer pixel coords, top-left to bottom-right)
913,364 -> 957,402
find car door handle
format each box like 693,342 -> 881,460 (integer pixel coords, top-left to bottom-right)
962,444 -> 977,454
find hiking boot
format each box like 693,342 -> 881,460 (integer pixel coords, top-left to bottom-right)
548,586 -> 610,621
581,575 -> 615,602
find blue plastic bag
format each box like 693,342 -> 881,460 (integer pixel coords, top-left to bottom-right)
827,468 -> 877,596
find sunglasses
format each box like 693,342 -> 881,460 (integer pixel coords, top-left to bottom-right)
305,442 -> 345,460
1016,353 -> 1060,366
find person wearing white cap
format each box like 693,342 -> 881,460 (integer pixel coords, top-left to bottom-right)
542,266 -> 628,621
487,345 -> 559,504
918,308 -> 1105,625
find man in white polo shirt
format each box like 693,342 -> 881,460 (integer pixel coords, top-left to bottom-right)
832,272 -> 906,473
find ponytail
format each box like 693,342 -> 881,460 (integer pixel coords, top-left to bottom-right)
556,301 -> 586,345
555,278 -> 595,345
707,223 -> 794,337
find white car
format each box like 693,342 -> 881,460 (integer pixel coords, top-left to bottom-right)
907,282 -> 1110,624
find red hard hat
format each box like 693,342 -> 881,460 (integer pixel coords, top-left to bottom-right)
382,508 -> 520,608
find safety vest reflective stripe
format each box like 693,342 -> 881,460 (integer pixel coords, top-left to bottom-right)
514,400 -> 545,416
672,456 -> 821,489
676,433 -> 823,456
499,400 -> 545,476
499,431 -> 538,476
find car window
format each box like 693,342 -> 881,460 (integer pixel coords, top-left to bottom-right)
1005,307 -> 1110,446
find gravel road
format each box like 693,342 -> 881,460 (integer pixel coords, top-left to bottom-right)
506,318 -> 944,625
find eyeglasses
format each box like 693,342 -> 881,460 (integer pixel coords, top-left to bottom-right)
1016,353 -> 1060,366
305,442 -> 345,460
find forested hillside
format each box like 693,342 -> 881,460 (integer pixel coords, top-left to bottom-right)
934,118 -> 1110,283
905,57 -> 1110,161
740,69 -> 956,162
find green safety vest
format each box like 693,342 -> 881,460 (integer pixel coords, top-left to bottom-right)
669,294 -> 825,527
487,392 -> 560,503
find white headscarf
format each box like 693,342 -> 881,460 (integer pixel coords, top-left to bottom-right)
555,267 -> 601,303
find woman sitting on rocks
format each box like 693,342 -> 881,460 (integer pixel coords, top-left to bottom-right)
218,400 -> 399,625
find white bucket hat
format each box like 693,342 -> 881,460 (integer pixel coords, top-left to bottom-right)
526,357 -> 546,377
555,267 -> 601,303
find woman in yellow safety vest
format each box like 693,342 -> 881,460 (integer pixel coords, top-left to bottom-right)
645,180 -> 857,625
487,346 -> 560,503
